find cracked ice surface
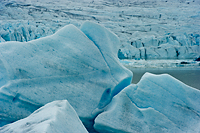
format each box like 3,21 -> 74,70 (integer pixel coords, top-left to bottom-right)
0,0 -> 199,59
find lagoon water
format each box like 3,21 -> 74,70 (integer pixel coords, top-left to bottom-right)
126,67 -> 200,90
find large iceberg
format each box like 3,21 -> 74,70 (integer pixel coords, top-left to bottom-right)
0,21 -> 133,129
94,73 -> 200,133
0,100 -> 88,133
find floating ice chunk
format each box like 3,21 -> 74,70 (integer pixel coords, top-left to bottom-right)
0,100 -> 88,133
94,73 -> 200,133
0,22 -> 132,129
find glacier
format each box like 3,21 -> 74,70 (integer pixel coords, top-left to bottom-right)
0,21 -> 133,130
0,0 -> 200,132
94,73 -> 200,133
0,0 -> 200,60
0,100 -> 88,133
0,21 -> 199,133
119,35 -> 200,60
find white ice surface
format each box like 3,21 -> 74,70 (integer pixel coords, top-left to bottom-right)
0,100 -> 88,133
94,72 -> 200,133
0,22 -> 132,128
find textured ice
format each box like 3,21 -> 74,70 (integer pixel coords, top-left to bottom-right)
0,100 -> 88,133
0,0 -> 200,60
94,73 -> 200,133
0,22 -> 132,128
0,0 -> 200,132
0,22 -> 54,42
119,37 -> 200,60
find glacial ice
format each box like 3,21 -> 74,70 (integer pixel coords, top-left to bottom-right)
0,0 -> 200,132
0,22 -> 55,42
1,0 -> 200,60
94,73 -> 200,133
0,100 -> 88,133
0,21 -> 133,129
119,35 -> 200,60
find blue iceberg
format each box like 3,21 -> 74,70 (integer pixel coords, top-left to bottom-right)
94,73 -> 200,133
0,21 -> 133,128
0,100 -> 88,133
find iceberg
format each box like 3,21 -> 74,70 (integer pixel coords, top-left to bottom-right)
0,22 -> 133,129
94,73 -> 200,133
0,100 -> 88,133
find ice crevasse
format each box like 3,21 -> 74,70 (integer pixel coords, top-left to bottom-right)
0,21 -> 200,133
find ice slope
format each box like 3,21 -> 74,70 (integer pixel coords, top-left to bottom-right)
0,0 -> 199,59
94,73 -> 200,133
119,35 -> 200,59
0,100 -> 88,133
0,22 -> 133,129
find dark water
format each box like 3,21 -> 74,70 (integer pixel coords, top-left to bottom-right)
126,67 -> 200,90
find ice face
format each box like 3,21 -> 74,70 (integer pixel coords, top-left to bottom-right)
94,73 -> 200,133
0,22 -> 133,129
0,100 -> 88,133
120,35 -> 200,60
